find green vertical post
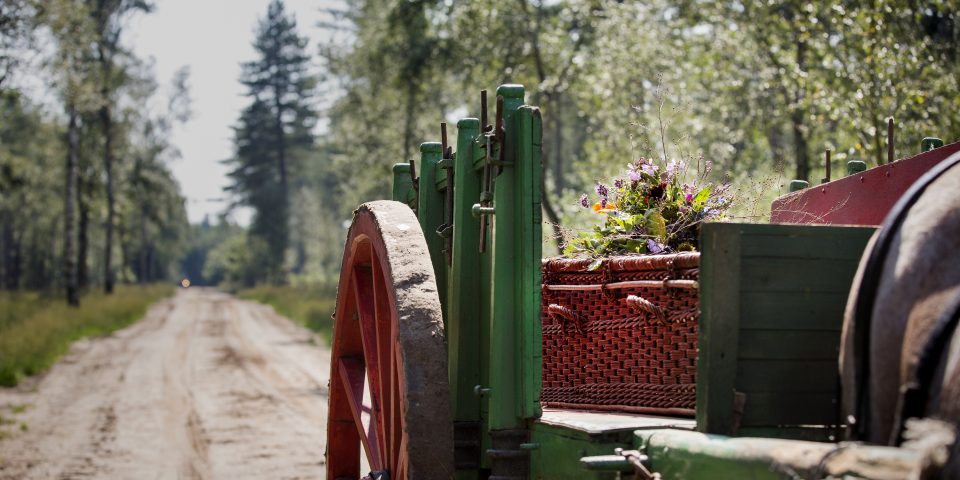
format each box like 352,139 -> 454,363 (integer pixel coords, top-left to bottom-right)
489,84 -> 538,430
418,143 -> 448,320
448,118 -> 484,479
515,105 -> 543,420
392,163 -> 416,210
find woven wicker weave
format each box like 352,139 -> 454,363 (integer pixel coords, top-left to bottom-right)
540,253 -> 700,416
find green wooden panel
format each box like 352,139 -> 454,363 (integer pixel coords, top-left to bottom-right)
530,423 -> 632,480
697,222 -> 875,439
739,392 -> 838,426
740,230 -> 876,260
695,223 -> 741,435
740,257 -> 862,293
736,359 -> 837,393
737,330 -> 840,360
740,291 -> 848,330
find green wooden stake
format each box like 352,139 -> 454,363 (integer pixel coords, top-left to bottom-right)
921,137 -> 944,152
418,142 -> 448,326
847,160 -> 867,175
392,163 -> 416,210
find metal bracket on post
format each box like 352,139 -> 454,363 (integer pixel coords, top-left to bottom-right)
478,93 -> 507,253
408,158 -> 418,196
438,122 -> 455,265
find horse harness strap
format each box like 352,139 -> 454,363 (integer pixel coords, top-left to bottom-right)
849,151 -> 960,442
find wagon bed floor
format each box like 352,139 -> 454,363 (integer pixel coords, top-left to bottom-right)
538,408 -> 695,435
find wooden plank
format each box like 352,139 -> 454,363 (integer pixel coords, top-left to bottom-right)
739,228 -> 875,260
740,392 -> 839,426
736,359 -> 838,393
696,223 -> 742,435
740,257 -> 861,293
735,426 -> 836,442
737,330 -> 840,360
740,291 -> 847,330
538,409 -> 695,435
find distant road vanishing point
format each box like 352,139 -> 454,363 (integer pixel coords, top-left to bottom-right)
0,289 -> 330,479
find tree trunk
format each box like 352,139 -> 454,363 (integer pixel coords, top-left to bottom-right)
272,80 -> 289,284
791,38 -> 810,181
77,167 -> 89,290
1,215 -> 14,290
403,79 -> 417,164
791,110 -> 810,181
101,103 -> 115,293
552,97 -> 565,192
138,205 -> 147,284
64,105 -> 80,306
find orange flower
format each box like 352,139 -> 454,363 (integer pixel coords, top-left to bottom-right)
592,202 -> 617,214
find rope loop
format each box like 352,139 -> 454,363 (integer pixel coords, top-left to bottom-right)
626,294 -> 668,324
547,303 -> 582,335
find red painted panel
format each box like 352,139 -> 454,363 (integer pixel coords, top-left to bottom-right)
771,142 -> 960,226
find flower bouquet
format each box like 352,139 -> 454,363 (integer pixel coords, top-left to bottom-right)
564,157 -> 731,259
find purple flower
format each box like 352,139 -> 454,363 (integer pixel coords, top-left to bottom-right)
680,207 -> 688,214
664,159 -> 684,182
579,194 -> 589,208
641,163 -> 658,176
596,183 -> 608,198
613,178 -> 624,189
646,238 -> 664,254
685,193 -> 693,203
600,198 -> 608,208
627,165 -> 642,182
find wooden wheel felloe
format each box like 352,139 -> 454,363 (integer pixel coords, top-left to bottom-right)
326,201 -> 454,480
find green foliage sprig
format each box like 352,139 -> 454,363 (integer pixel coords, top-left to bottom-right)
564,155 -> 732,258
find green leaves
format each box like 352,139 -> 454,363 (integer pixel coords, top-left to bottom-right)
644,210 -> 668,240
692,186 -> 712,209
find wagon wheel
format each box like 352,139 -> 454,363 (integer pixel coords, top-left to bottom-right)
326,201 -> 454,480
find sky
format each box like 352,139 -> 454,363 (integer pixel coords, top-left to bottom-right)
127,0 -> 340,225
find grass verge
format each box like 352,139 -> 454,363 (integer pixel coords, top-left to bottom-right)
237,284 -> 336,343
0,284 -> 175,387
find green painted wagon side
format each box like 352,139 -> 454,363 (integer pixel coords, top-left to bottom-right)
697,222 -> 876,440
394,85 -> 544,477
380,83 -> 927,478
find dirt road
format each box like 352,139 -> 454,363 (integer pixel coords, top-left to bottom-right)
0,289 -> 331,479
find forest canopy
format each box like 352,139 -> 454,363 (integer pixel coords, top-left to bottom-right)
1,0 -> 958,297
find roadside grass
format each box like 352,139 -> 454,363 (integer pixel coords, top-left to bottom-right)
237,284 -> 337,343
0,285 -> 175,387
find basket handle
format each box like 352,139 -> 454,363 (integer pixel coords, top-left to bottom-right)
547,304 -> 582,334
625,294 -> 668,324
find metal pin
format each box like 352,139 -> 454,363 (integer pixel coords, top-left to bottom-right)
440,122 -> 454,266
887,117 -> 895,164
495,95 -> 505,171
480,90 -> 489,132
408,158 -> 418,193
822,149 -> 831,184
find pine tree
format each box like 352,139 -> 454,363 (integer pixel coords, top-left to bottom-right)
226,0 -> 316,283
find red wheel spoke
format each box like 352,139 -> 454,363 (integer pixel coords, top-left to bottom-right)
390,341 -> 403,473
352,265 -> 387,462
337,357 -> 382,469
373,258 -> 399,470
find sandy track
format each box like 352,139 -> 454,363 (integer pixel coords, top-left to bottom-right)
0,288 -> 331,479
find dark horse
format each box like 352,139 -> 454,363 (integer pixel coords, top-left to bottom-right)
841,151 -> 960,476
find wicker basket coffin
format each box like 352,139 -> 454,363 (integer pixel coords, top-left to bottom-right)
540,252 -> 700,416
